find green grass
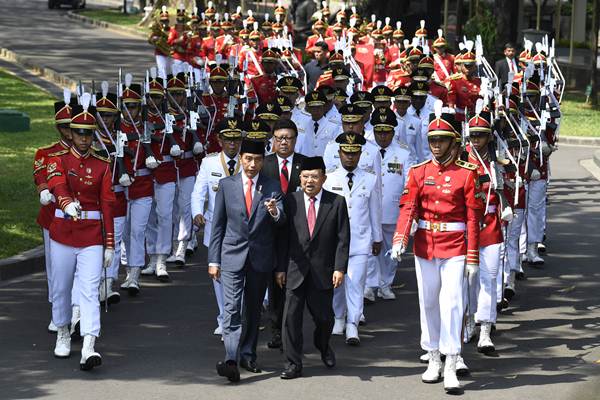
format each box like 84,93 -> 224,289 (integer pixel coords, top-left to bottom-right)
560,92 -> 600,137
79,9 -> 146,31
0,69 -> 57,258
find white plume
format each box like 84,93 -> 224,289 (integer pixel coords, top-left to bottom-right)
350,17 -> 356,28
253,21 -> 258,31
337,14 -> 342,23
371,14 -> 376,23
201,12 -> 205,19
63,88 -> 71,104
243,20 -> 248,28
524,39 -> 532,52
125,73 -> 133,88
91,94 -> 97,106
265,13 -> 269,21
341,3 -> 346,11
423,43 -> 430,55
437,28 -> 443,39
351,6 -> 356,14
420,19 -> 425,29
224,13 -> 229,21
193,6 -> 198,15
403,39 -> 409,49
215,13 -> 220,21
276,14 -> 281,23
385,17 -> 390,26
411,36 -> 419,47
458,42 -> 465,51
376,20 -> 382,29
80,92 -> 91,111
322,1 -> 327,8
396,21 -> 401,30
150,67 -> 157,79
236,6 -> 241,14
161,5 -> 167,13
101,80 -> 109,97
465,40 -> 474,53
216,53 -> 222,65
248,10 -> 253,18
434,99 -> 443,118
535,42 -> 543,54
475,98 -> 483,115
207,1 -> 213,8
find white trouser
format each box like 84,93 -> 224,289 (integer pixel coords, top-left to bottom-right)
475,243 -> 501,323
124,195 -> 153,268
107,216 -> 126,279
333,254 -> 368,325
156,55 -> 173,76
366,224 -> 396,289
146,182 -> 176,255
527,179 -> 547,243
173,176 -> 195,242
506,208 -> 526,272
50,240 -> 102,336
43,228 -> 53,303
172,59 -> 190,75
415,255 -> 465,355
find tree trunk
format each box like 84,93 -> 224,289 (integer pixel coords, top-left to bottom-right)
590,0 -> 599,105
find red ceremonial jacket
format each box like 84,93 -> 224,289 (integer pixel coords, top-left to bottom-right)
121,120 -> 154,199
34,140 -> 70,229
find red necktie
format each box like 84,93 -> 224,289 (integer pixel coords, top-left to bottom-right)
307,197 -> 316,238
245,178 -> 253,217
280,159 -> 289,194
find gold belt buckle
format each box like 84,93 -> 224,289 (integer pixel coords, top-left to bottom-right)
440,223 -> 447,232
431,222 -> 439,232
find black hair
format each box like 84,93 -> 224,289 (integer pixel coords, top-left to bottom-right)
272,118 -> 298,137
313,41 -> 329,52
504,42 -> 516,50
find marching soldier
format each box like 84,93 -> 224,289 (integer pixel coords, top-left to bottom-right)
393,85 -> 420,158
249,48 -> 280,105
46,96 -> 116,370
149,6 -> 172,76
446,45 -> 481,121
191,118 -> 243,337
33,92 -> 73,332
432,30 -> 454,81
296,91 -> 338,157
323,132 -> 382,344
364,108 -> 412,302
391,106 -> 483,393
201,64 -> 234,154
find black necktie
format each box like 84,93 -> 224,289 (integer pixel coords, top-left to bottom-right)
314,120 -> 319,135
347,172 -> 354,190
266,141 -> 271,152
227,159 -> 236,176
380,148 -> 386,159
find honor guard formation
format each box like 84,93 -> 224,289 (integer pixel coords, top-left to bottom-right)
32,0 -> 563,393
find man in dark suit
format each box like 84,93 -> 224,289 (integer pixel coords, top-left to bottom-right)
261,119 -> 307,350
494,43 -> 519,86
208,134 -> 286,382
277,156 -> 350,379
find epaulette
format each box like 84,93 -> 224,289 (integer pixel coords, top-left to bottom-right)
398,142 -> 409,150
37,141 -> 59,151
299,109 -> 311,117
202,92 -> 211,97
91,151 -> 111,163
48,149 -> 69,157
411,159 -> 431,169
364,167 -> 375,174
448,73 -> 463,80
326,165 -> 338,173
455,159 -> 478,170
206,152 -> 219,158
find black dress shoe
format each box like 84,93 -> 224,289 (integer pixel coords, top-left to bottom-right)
240,359 -> 262,373
515,271 -> 526,280
280,363 -> 302,379
267,333 -> 282,349
321,346 -> 336,368
216,361 -> 240,382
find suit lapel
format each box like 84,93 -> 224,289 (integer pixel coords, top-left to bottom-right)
310,191 -> 333,241
249,174 -> 264,219
294,192 -> 310,241
289,154 -> 302,193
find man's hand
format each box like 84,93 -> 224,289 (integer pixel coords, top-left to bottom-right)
170,144 -> 182,157
64,202 -> 81,220
275,272 -> 286,288
372,241 -> 382,256
466,263 -> 479,275
119,173 -> 134,187
332,271 -> 344,288
193,214 -> 206,227
39,189 -> 54,206
103,248 -> 115,269
390,243 -> 405,262
264,198 -> 278,217
208,265 -> 221,281
145,156 -> 160,169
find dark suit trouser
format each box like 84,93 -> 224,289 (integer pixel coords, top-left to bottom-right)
268,272 -> 286,335
282,273 -> 334,367
221,262 -> 270,363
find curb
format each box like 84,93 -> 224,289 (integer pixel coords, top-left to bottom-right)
594,150 -> 600,169
0,47 -> 77,91
560,135 -> 600,147
0,245 -> 45,282
66,9 -> 147,39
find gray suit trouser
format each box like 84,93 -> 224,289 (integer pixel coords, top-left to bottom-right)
221,261 -> 270,363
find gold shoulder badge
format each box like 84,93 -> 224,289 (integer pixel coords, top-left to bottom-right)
34,157 -> 45,168
47,162 -> 57,173
326,165 -> 338,173
455,159 -> 478,170
92,152 -> 110,163
412,159 -> 431,169
227,119 -> 237,129
251,121 -> 261,130
38,141 -> 59,150
48,149 -> 69,157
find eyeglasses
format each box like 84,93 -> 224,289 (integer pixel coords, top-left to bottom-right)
273,136 -> 295,143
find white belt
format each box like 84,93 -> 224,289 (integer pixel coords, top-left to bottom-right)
182,151 -> 194,159
161,155 -> 174,162
55,209 -> 102,220
487,205 -> 497,213
113,185 -> 125,193
417,220 -> 466,232
135,168 -> 151,177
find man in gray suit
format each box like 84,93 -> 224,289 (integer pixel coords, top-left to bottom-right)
208,135 -> 286,383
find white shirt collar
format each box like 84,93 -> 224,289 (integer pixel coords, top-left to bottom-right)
304,189 -> 323,203
276,153 -> 294,166
242,172 -> 259,187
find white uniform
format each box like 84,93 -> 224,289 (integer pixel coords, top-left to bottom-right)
395,111 -> 420,160
324,166 -> 382,326
291,108 -> 311,154
323,139 -> 383,182
407,105 -> 431,162
325,104 -> 342,124
296,115 -> 340,157
366,142 -> 412,291
191,151 -> 240,330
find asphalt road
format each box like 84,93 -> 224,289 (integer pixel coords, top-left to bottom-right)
1,2 -> 600,398
0,0 -> 153,86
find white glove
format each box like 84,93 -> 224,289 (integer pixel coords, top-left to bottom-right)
530,169 -> 541,181
390,243 -> 405,262
119,173 -> 134,187
64,202 -> 81,219
145,156 -> 160,169
466,263 -> 479,275
541,142 -> 554,157
103,248 -> 115,269
170,144 -> 182,157
193,141 -> 204,155
501,206 -> 514,222
39,189 -> 54,206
